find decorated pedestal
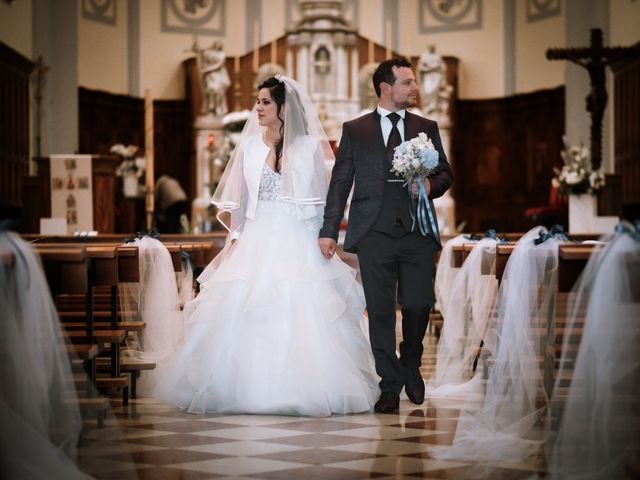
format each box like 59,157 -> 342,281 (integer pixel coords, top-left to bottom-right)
569,194 -> 618,234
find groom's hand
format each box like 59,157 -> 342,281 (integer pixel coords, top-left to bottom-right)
411,177 -> 432,197
319,238 -> 337,259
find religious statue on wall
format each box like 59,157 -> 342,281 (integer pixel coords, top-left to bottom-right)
417,45 -> 452,118
200,41 -> 231,116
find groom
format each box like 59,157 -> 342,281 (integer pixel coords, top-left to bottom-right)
319,57 -> 453,413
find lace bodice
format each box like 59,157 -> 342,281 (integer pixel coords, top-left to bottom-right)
257,163 -> 281,201
254,160 -> 321,232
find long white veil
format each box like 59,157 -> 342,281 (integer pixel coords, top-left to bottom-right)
211,75 -> 332,232
548,221 -> 640,479
202,75 -> 333,283
429,226 -> 566,471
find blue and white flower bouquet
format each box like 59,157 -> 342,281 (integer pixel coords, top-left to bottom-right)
390,132 -> 440,239
390,132 -> 440,185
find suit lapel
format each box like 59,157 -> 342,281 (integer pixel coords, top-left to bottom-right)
370,110 -> 386,154
363,111 -> 387,172
403,111 -> 420,143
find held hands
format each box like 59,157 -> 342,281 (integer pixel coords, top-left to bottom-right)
411,177 -> 431,197
319,238 -> 337,260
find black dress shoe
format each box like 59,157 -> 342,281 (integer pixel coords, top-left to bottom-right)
405,380 -> 425,405
374,391 -> 400,413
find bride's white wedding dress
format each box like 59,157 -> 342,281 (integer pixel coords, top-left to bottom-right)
155,158 -> 379,416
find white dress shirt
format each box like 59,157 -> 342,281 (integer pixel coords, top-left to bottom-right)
377,105 -> 406,146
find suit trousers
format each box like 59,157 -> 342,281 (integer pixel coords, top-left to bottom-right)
357,225 -> 437,394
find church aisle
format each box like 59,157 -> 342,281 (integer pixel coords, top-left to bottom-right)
76,328 -> 547,480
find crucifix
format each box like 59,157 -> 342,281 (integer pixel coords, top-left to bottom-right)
546,28 -> 640,171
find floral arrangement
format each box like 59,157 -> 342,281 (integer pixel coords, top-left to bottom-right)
111,144 -> 146,178
390,132 -> 440,182
552,138 -> 605,195
222,109 -> 251,139
390,132 -> 440,240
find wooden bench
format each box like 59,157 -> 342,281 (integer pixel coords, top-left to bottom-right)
544,245 -> 594,394
35,244 -> 131,405
36,247 -> 101,376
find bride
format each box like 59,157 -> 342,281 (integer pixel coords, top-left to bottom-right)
154,76 -> 379,416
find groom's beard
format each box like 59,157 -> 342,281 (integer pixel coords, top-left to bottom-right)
394,97 -> 417,110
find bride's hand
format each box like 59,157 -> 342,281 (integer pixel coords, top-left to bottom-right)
227,238 -> 238,255
319,238 -> 337,260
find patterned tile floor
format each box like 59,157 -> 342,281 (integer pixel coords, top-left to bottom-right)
77,326 -> 547,479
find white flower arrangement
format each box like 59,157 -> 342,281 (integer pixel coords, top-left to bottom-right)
110,144 -> 146,178
390,132 -> 440,182
552,138 -> 605,195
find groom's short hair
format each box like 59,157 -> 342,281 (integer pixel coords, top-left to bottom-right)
372,57 -> 412,97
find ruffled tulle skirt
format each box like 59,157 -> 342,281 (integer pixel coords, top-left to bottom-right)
154,202 -> 379,416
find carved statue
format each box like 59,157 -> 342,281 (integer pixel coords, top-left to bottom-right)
417,45 -> 452,118
200,41 -> 231,116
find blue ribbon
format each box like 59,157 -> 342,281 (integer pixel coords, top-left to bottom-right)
464,229 -> 508,243
409,178 -> 440,243
180,250 -> 193,271
615,220 -> 640,240
124,227 -> 160,244
534,224 -> 568,245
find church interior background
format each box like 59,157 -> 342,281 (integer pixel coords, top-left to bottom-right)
1,2 -> 640,480
2,0 -> 638,236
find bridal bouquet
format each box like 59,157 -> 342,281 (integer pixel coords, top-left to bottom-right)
390,132 -> 440,240
390,132 -> 440,182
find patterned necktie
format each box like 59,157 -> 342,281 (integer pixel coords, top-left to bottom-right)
386,112 -> 402,162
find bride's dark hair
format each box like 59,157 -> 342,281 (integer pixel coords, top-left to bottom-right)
258,77 -> 285,172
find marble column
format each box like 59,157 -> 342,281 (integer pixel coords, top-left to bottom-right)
297,44 -> 310,92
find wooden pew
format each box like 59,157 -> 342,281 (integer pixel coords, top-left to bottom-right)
35,246 -> 112,425
545,244 -> 596,397
32,242 -> 157,399
34,243 -> 145,332
36,245 -> 131,405
495,243 -> 516,284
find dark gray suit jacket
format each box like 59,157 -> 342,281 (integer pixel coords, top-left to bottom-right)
320,110 -> 453,253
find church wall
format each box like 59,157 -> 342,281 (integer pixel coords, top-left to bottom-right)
261,0 -> 287,45
0,0 -> 32,59
359,0 -> 385,47
514,0 -> 565,94
136,0 -> 244,100
610,0 -> 640,45
139,1 -> 191,99
78,0 -> 129,95
397,0 -> 505,99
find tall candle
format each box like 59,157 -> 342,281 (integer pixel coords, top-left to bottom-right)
253,21 -> 260,71
385,20 -> 392,59
144,89 -> 154,230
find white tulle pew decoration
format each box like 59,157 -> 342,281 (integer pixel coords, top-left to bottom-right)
427,236 -> 499,400
429,226 -> 567,471
119,235 -> 185,394
548,222 -> 640,479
